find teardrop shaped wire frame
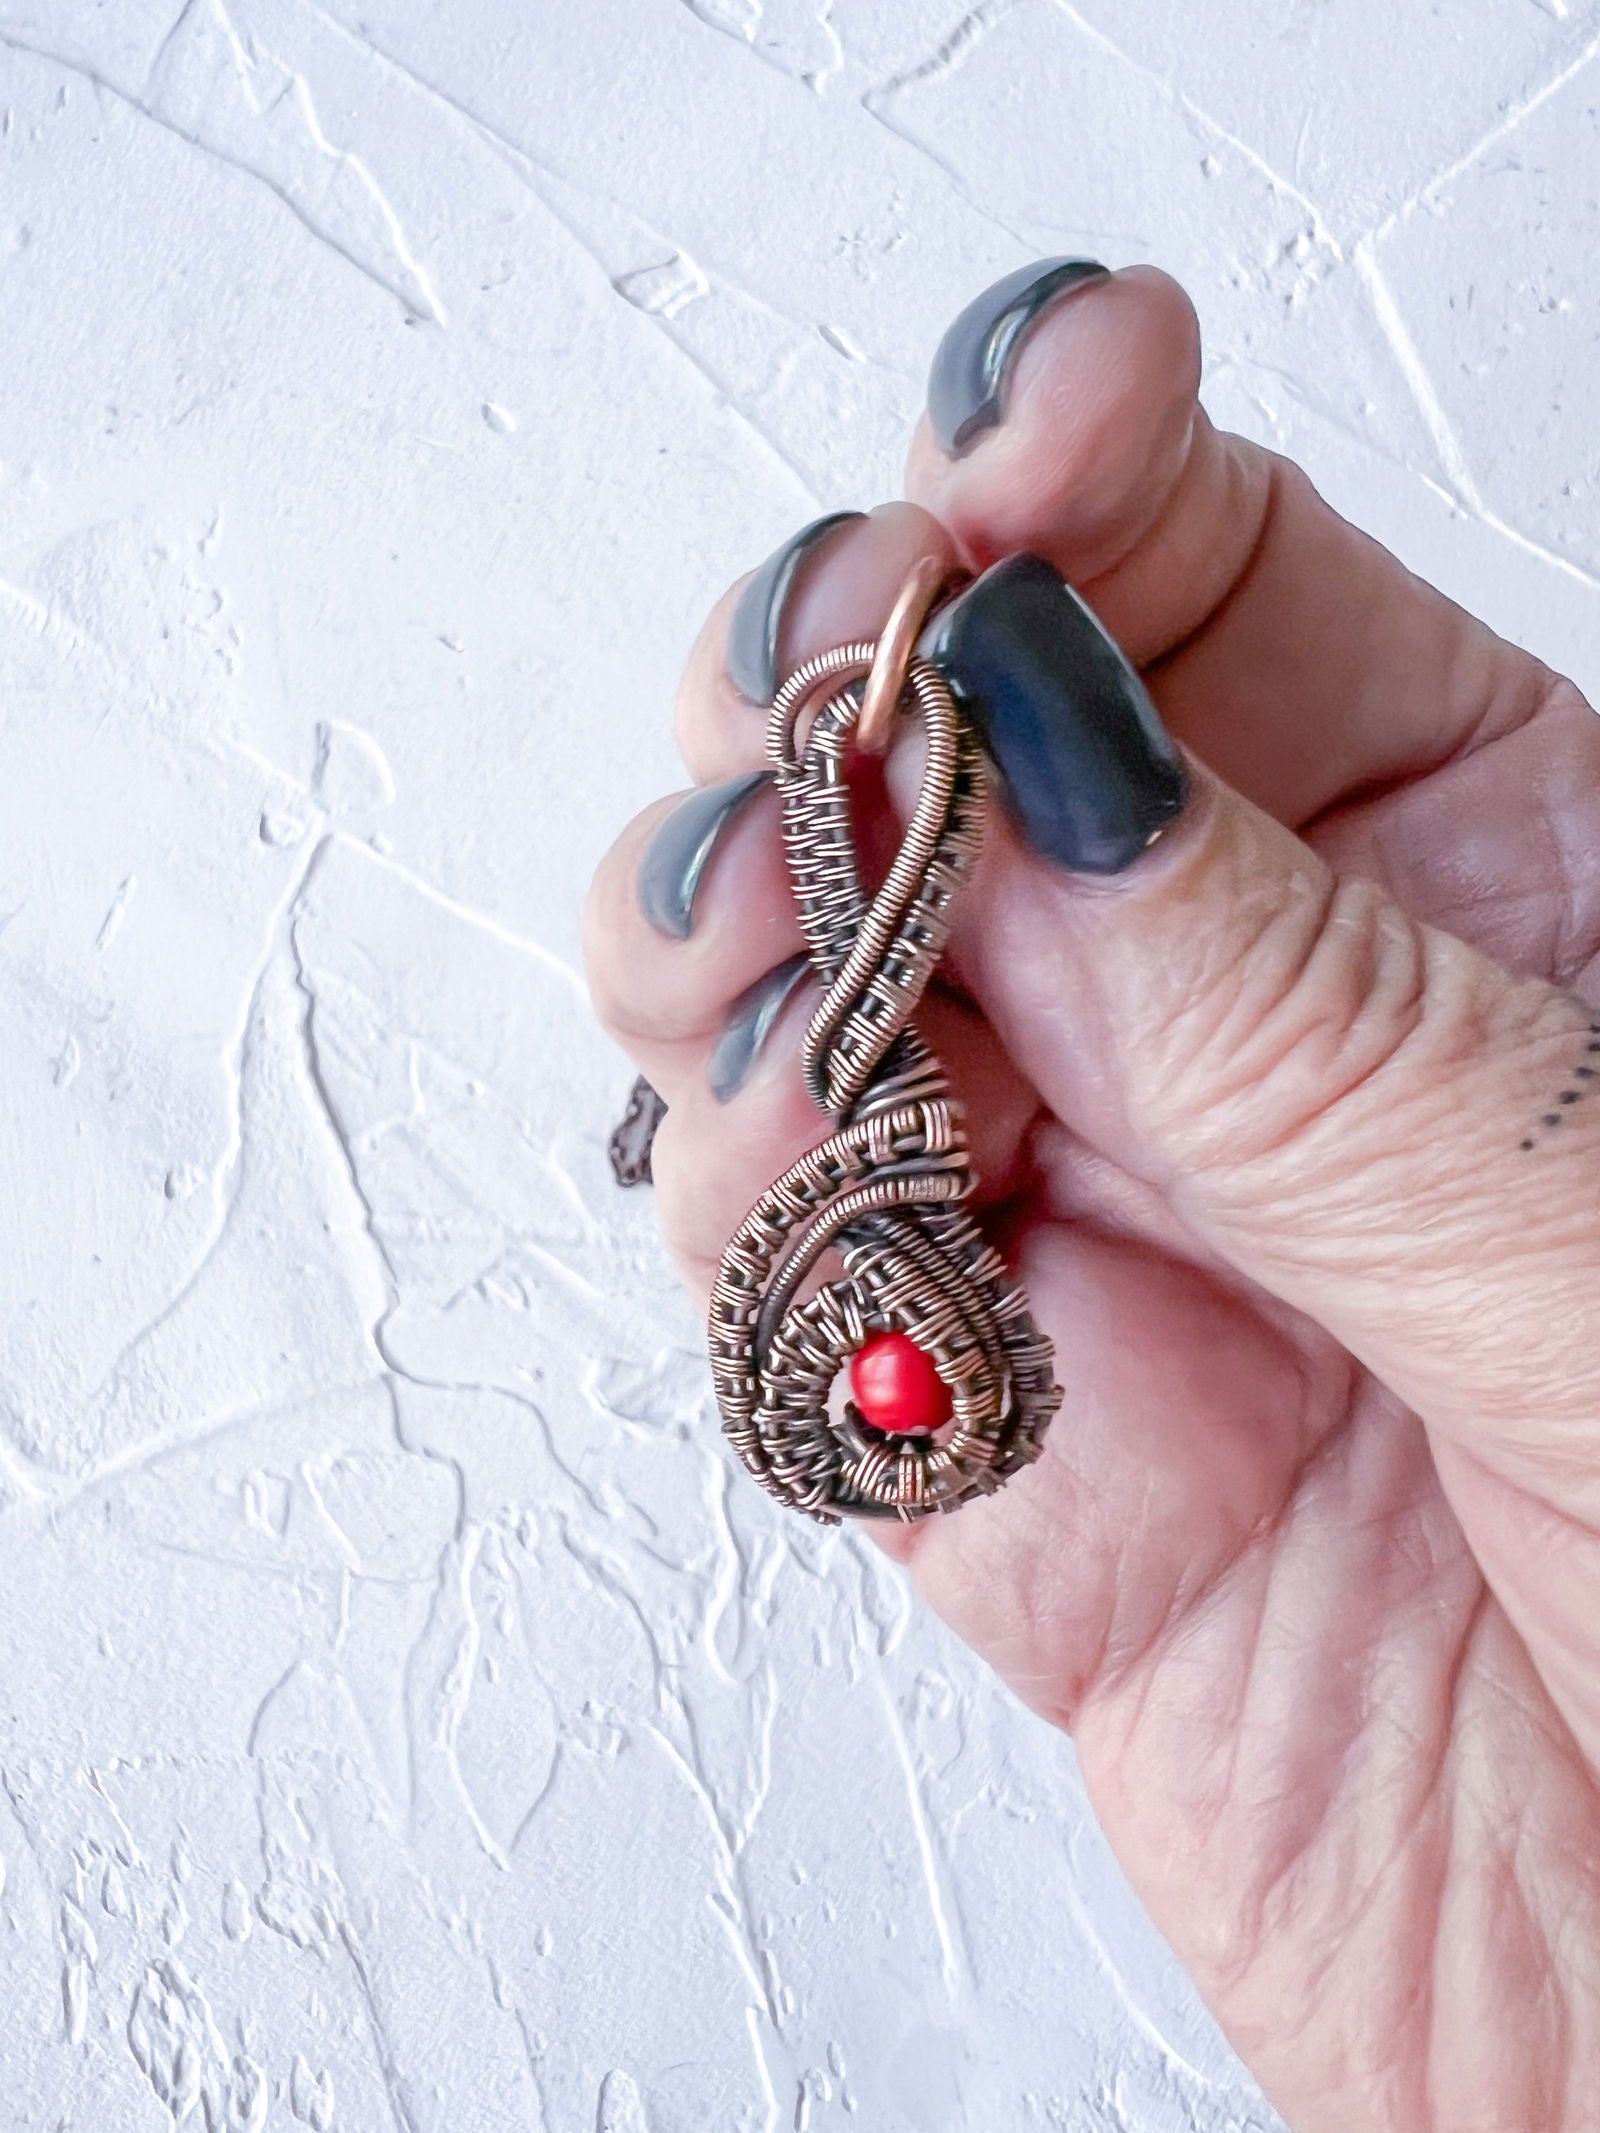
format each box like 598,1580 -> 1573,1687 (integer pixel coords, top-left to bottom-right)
708,596 -> 1062,1524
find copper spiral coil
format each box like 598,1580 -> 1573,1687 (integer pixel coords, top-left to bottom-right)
708,592 -> 1061,1526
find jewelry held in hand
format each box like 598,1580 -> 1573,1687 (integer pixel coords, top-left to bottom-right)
708,559 -> 1062,1525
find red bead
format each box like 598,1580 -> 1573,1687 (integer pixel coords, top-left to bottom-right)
849,1331 -> 952,1436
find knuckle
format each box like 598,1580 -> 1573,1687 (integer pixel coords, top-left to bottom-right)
1148,869 -> 1445,1180
1137,855 -> 1600,1418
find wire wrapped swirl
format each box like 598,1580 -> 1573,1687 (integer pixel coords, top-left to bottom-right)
708,638 -> 1061,1525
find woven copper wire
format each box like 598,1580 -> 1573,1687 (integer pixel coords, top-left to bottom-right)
709,626 -> 1061,1525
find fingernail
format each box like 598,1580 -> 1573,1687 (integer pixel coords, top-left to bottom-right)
922,553 -> 1186,875
709,954 -> 810,1104
639,770 -> 771,940
927,257 -> 1110,458
727,511 -> 864,702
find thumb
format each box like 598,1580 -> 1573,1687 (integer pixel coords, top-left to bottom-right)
919,554 -> 1600,1459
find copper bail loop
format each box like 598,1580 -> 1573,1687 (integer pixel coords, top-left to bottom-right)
856,552 -> 968,755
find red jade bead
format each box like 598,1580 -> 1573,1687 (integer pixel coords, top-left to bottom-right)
848,1331 -> 953,1436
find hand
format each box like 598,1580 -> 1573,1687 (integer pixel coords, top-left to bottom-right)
584,262 -> 1600,2132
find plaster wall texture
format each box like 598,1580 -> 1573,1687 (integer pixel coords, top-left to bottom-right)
0,2 -> 1594,2127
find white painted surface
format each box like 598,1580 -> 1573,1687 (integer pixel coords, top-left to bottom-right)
0,3 -> 1593,2126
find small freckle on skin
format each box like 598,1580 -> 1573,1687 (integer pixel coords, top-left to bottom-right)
1560,1091 -> 1581,1104
1543,1115 -> 1563,1128
1520,1138 -> 1535,1151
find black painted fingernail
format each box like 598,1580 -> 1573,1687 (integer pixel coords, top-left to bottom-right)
922,553 -> 1186,875
928,258 -> 1110,458
709,954 -> 810,1103
727,511 -> 864,702
639,770 -> 771,940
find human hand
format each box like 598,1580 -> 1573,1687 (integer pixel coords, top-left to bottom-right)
585,262 -> 1600,2132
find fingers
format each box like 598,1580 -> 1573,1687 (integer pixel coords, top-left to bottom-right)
907,262 -> 1568,830
583,762 -> 1043,1305
675,502 -> 960,785
588,495 -> 961,1097
920,559 -> 1600,1779
595,252 -> 1600,1582
914,265 -> 1220,631
584,774 -> 798,1083
917,555 -> 1600,1456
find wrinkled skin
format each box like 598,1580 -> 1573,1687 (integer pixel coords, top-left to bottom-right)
585,268 -> 1600,2132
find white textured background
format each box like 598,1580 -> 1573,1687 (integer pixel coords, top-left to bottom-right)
0,3 -> 1596,2127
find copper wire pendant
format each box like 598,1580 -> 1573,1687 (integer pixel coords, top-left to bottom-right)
708,562 -> 1062,1525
